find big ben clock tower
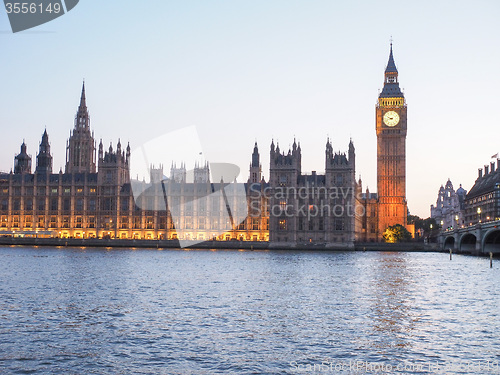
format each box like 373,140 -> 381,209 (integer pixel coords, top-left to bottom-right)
376,43 -> 407,235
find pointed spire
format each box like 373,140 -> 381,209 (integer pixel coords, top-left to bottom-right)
40,130 -> 49,148
80,81 -> 86,108
380,42 -> 403,98
385,42 -> 398,73
36,129 -> 52,174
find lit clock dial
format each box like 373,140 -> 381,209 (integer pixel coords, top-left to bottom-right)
383,111 -> 400,127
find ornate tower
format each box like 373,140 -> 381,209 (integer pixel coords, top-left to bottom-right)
194,161 -> 210,183
65,82 -> 96,174
36,129 -> 53,174
268,139 -> 301,243
170,163 -> 186,183
376,44 -> 408,234
97,140 -> 130,186
249,142 -> 262,183
14,141 -> 32,174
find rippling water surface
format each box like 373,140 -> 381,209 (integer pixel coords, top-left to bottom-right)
0,247 -> 499,374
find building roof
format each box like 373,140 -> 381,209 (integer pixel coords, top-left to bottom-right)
385,44 -> 398,73
466,171 -> 500,199
379,83 -> 403,98
380,44 -> 404,98
298,174 -> 326,185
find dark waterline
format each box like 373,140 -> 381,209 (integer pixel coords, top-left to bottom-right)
0,247 -> 499,374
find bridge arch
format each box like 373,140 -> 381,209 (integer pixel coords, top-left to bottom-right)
443,236 -> 455,251
459,233 -> 477,253
483,229 -> 500,254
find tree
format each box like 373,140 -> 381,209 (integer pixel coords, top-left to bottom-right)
407,214 -> 421,225
382,224 -> 412,243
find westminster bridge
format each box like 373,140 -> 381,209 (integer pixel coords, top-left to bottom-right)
439,220 -> 500,254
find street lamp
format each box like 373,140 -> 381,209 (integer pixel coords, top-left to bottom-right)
477,207 -> 482,223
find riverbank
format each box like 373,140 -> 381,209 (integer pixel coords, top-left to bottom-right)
0,236 -> 440,251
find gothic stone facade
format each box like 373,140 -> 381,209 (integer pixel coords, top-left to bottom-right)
430,179 -> 466,230
267,139 -> 356,247
1,46 -> 408,243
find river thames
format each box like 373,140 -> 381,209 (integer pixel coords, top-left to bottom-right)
0,247 -> 498,374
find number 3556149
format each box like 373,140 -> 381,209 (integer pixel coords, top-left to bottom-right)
5,2 -> 62,14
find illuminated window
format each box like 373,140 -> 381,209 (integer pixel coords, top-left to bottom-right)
133,217 -> 141,229
252,218 -> 259,230
279,219 -> 286,230
146,217 -> 154,229
280,200 -> 287,210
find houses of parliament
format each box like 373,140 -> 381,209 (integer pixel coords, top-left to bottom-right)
0,46 -> 409,245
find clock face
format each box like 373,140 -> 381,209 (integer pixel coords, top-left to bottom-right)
383,111 -> 400,127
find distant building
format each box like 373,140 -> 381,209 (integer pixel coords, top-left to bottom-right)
431,179 -> 466,230
464,160 -> 500,225
267,138 -> 356,247
0,44 -> 411,244
356,184 -> 379,242
0,84 -> 135,239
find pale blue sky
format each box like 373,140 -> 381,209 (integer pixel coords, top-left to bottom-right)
1,0 -> 499,217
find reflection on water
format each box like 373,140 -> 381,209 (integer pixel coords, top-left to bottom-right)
370,254 -> 414,349
0,247 -> 499,374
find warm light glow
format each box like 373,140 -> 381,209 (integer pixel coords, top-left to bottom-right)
382,228 -> 396,243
